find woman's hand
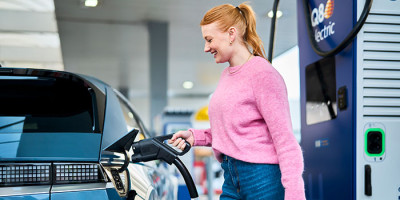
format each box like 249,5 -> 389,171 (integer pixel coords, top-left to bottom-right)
168,130 -> 194,151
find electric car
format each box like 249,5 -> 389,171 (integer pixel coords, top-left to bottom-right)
0,67 -> 179,200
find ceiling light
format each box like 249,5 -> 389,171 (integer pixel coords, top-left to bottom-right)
84,0 -> 98,7
267,10 -> 283,19
182,81 -> 194,89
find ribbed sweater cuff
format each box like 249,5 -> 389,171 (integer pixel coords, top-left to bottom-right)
188,128 -> 206,146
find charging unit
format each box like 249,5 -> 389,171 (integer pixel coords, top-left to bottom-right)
297,0 -> 400,199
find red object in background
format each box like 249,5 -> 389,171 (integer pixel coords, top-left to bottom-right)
194,161 -> 207,194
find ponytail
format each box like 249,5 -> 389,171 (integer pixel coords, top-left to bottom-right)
238,3 -> 266,59
200,2 -> 266,59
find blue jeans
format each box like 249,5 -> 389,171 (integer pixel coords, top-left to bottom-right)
220,155 -> 284,200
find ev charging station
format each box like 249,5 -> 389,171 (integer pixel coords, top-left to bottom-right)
297,0 -> 400,199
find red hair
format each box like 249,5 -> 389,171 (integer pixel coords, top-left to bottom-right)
200,2 -> 266,59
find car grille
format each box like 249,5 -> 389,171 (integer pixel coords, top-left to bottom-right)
0,164 -> 51,186
0,163 -> 104,187
54,163 -> 99,184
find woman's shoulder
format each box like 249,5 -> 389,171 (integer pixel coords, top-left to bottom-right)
249,56 -> 280,75
248,56 -> 286,89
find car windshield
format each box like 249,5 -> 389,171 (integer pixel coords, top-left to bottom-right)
0,76 -> 96,133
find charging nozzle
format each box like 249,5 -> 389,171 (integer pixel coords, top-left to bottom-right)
131,134 -> 190,164
131,134 -> 198,198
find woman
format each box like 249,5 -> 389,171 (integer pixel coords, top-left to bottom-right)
169,2 -> 305,200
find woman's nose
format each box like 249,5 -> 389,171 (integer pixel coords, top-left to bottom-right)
204,43 -> 210,53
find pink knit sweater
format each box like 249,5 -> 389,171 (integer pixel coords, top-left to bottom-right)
189,56 -> 305,200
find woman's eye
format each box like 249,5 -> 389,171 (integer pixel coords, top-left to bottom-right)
208,39 -> 212,43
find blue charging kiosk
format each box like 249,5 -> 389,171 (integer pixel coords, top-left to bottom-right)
297,0 -> 400,199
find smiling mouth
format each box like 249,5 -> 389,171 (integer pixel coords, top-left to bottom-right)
212,51 -> 217,58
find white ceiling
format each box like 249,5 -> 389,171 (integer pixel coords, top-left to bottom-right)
52,0 -> 298,96
0,0 -> 54,12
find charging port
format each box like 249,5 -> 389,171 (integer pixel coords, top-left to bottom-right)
365,128 -> 385,157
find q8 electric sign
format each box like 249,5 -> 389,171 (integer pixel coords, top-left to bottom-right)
311,0 -> 335,42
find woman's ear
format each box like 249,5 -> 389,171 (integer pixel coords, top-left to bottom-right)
228,27 -> 237,43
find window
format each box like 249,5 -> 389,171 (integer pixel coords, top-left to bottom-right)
0,76 -> 96,133
114,90 -> 149,141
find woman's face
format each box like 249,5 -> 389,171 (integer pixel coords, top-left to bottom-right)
201,22 -> 233,64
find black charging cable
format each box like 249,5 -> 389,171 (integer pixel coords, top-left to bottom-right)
268,0 -> 280,62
